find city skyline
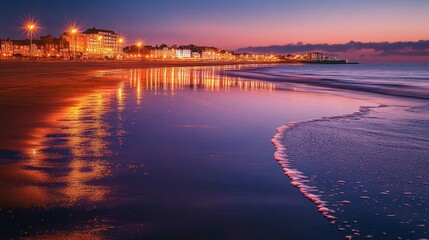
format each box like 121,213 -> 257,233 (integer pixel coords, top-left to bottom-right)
1,0 -> 428,50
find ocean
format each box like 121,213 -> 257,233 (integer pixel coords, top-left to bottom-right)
228,64 -> 429,100
230,64 -> 429,239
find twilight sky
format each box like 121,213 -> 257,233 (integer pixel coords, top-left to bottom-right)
0,0 -> 428,51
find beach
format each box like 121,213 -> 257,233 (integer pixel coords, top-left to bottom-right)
0,62 -> 428,239
0,60 -> 271,151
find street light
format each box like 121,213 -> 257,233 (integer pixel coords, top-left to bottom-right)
136,41 -> 143,60
98,36 -> 103,59
118,37 -> 124,59
25,22 -> 37,60
69,27 -> 79,60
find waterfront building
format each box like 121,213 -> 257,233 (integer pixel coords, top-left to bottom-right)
83,28 -> 121,58
62,33 -> 87,58
0,40 -> 13,58
201,50 -> 219,60
61,27 -> 122,59
191,52 -> 201,59
150,47 -> 176,59
11,40 -> 33,57
40,35 -> 70,58
175,49 -> 191,58
1,36 -> 70,59
307,52 -> 324,61
202,50 -> 237,61
11,37 -> 69,58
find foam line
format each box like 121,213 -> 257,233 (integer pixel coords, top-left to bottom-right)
271,105 -> 380,224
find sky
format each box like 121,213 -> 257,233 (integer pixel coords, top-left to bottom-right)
0,0 -> 428,61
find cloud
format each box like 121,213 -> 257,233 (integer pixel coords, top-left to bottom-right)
236,40 -> 429,63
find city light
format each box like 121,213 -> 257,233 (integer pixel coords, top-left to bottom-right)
117,37 -> 125,59
136,41 -> 143,60
68,26 -> 79,60
23,21 -> 39,36
97,36 -> 103,58
3,21 -> 327,62
23,20 -> 39,60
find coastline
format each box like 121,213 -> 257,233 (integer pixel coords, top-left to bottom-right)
271,105 -> 378,223
0,59 -> 282,70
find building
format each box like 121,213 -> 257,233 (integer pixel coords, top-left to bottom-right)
175,49 -> 191,58
83,28 -> 121,58
151,47 -> 176,59
40,35 -> 70,58
0,40 -> 13,58
202,49 -> 236,61
62,33 -> 87,58
201,50 -> 218,60
11,40 -> 33,57
307,52 -> 324,61
11,37 -> 69,59
2,36 -> 70,59
61,27 -> 122,59
191,52 -> 201,59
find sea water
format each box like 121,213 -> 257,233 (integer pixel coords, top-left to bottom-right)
232,64 -> 429,239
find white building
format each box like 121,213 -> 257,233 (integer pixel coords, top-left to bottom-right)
175,49 -> 191,58
307,52 -> 324,61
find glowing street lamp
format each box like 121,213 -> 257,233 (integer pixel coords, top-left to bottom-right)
117,37 -> 124,59
25,22 -> 37,60
136,41 -> 143,60
69,27 -> 79,60
98,36 -> 103,59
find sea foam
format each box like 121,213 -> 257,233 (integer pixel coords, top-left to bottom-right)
271,106 -> 378,224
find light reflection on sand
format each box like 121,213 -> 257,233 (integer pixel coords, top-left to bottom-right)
127,66 -> 275,95
0,66 -> 275,210
21,227 -> 108,240
0,90 -> 116,208
0,65 -> 282,239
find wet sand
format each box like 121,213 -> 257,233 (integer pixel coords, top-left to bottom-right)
0,60 -> 271,151
0,63 -> 372,239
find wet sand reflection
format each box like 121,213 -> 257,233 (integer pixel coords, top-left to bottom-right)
0,66 -> 276,239
0,90 -> 118,208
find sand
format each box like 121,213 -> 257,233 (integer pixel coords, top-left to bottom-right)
0,60 -> 275,151
1,62 -> 383,239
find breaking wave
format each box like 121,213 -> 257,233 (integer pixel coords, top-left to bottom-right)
271,105 -> 377,224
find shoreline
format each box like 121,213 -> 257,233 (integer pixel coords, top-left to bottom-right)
0,59 -> 282,70
275,102 -> 429,239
